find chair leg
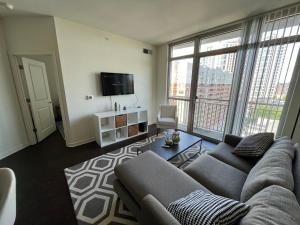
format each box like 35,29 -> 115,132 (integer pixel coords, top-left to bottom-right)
157,128 -> 159,136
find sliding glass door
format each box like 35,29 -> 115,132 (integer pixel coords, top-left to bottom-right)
168,42 -> 194,130
192,30 -> 242,140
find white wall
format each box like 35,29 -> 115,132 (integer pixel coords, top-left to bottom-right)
156,44 -> 169,109
54,17 -> 157,146
3,16 -> 58,54
0,20 -> 28,159
3,16 -> 72,144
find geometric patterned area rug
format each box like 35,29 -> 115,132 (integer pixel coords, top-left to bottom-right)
64,134 -> 208,225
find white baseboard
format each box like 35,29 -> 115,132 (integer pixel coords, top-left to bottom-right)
66,124 -> 156,148
0,143 -> 29,160
66,137 -> 95,147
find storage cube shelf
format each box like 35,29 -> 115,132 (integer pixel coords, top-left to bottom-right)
128,124 -> 138,137
127,112 -> 138,125
115,114 -> 127,128
138,122 -> 148,134
100,117 -> 115,132
116,127 -> 128,142
101,130 -> 116,146
94,108 -> 148,147
139,110 -> 148,122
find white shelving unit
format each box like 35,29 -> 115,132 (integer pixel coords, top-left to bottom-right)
94,108 -> 148,147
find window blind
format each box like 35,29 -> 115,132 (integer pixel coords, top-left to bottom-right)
240,4 -> 300,136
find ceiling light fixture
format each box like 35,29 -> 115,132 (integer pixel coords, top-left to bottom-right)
0,1 -> 14,10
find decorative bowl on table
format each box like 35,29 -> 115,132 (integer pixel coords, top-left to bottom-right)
165,136 -> 174,146
172,131 -> 180,144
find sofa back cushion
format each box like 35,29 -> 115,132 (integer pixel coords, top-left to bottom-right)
293,143 -> 300,204
160,105 -> 176,118
233,132 -> 274,157
240,137 -> 295,202
239,185 -> 300,225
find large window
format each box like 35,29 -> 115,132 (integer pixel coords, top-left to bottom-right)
167,4 -> 300,140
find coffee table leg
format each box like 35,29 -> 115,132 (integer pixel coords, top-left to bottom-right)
199,139 -> 203,154
176,139 -> 202,168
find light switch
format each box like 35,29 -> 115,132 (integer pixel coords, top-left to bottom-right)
86,95 -> 93,100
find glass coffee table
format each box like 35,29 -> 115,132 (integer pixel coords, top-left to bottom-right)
137,131 -> 202,167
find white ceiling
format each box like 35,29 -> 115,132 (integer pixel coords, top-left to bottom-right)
0,0 -> 299,45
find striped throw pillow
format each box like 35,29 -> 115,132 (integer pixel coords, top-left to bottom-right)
233,133 -> 274,157
167,190 -> 250,225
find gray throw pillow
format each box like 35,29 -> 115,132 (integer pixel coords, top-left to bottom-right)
240,137 -> 295,202
233,133 -> 274,157
240,185 -> 300,225
167,190 -> 250,225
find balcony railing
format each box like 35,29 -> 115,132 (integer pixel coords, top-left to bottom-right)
169,96 -> 284,140
169,97 -> 229,139
194,98 -> 229,132
241,101 -> 283,136
193,98 -> 229,140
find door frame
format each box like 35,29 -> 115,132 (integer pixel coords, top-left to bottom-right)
8,52 -> 70,145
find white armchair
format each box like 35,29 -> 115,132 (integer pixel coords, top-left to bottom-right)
157,104 -> 178,134
0,168 -> 16,225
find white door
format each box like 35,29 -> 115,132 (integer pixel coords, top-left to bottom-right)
22,57 -> 56,142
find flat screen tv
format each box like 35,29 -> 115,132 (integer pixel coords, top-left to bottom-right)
101,72 -> 134,96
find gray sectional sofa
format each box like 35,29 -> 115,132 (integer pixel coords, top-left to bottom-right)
113,134 -> 300,225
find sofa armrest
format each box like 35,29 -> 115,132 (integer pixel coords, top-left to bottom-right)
224,134 -> 243,147
141,194 -> 180,225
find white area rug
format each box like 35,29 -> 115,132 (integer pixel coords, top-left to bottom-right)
64,134 -> 208,225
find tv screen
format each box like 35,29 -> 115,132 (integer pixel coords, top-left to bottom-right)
101,72 -> 134,96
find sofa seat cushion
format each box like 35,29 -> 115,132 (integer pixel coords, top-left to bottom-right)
114,151 -> 210,206
239,185 -> 300,225
208,142 -> 256,173
293,144 -> 300,203
241,137 -> 295,202
157,117 -> 177,126
184,154 -> 247,200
